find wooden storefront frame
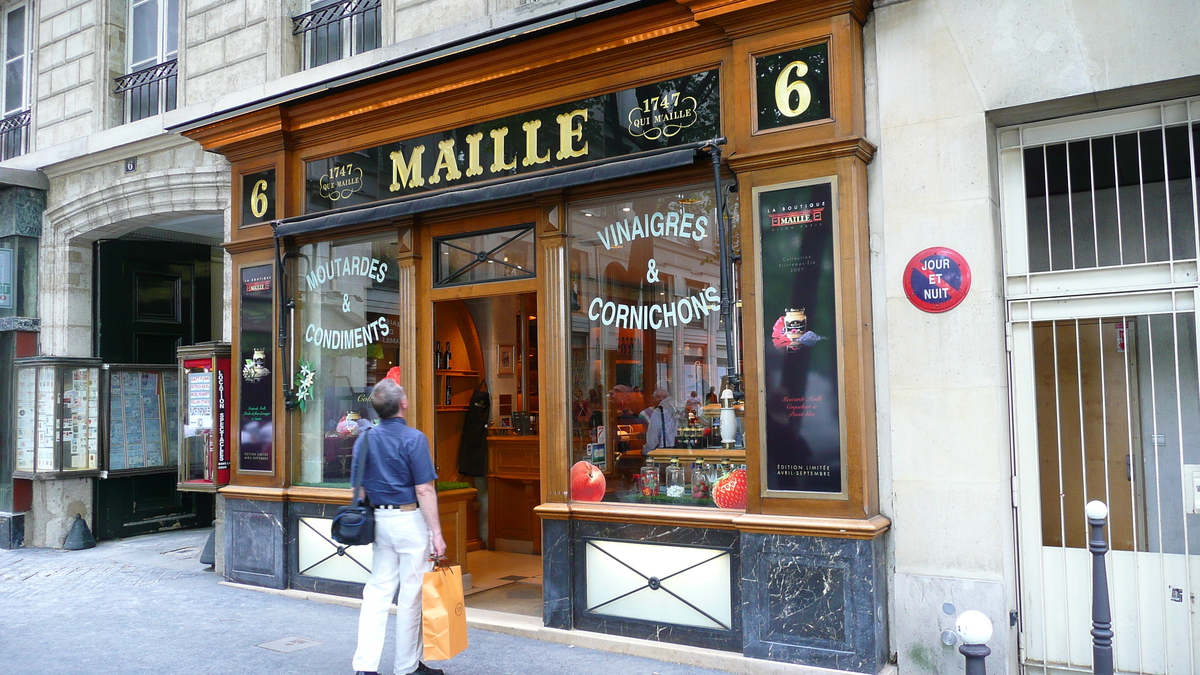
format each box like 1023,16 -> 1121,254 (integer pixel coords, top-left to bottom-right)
196,0 -> 885,539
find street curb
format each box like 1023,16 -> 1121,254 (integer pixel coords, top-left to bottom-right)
219,582 -> 898,675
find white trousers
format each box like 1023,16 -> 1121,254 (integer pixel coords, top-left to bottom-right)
352,509 -> 431,675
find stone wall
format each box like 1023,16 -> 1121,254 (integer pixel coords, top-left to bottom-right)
183,0 -> 281,106
34,0 -> 105,149
867,0 -> 1200,672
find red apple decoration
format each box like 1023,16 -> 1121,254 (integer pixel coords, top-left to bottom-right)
570,460 -> 606,501
712,468 -> 747,510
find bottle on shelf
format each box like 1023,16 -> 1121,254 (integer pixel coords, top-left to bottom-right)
665,459 -> 685,498
444,379 -> 453,406
435,341 -> 443,370
444,345 -> 452,370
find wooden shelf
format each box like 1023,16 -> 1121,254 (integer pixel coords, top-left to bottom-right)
435,369 -> 479,377
436,405 -> 470,412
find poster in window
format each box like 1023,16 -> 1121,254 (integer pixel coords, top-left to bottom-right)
16,368 -> 35,471
108,374 -> 126,470
757,180 -> 842,493
239,264 -> 274,472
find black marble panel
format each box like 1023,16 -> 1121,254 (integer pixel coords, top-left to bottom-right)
0,186 -> 45,238
542,518 -> 572,629
287,501 -> 367,598
224,498 -> 286,589
570,520 -> 741,653
742,533 -> 887,673
0,512 -> 24,549
0,317 -> 39,332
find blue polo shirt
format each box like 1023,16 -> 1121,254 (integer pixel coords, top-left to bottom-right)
350,417 -> 438,506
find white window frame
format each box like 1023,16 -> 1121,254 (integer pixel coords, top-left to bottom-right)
127,0 -> 178,74
2,2 -> 29,117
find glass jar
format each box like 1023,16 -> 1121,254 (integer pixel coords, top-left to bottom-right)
690,461 -> 710,500
640,463 -> 660,497
665,460 -> 685,498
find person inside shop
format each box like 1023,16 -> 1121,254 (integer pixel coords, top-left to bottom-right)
351,379 -> 448,675
685,390 -> 702,413
706,386 -> 718,405
641,386 -> 679,452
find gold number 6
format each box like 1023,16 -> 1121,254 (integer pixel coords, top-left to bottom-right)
774,61 -> 812,118
250,179 -> 269,219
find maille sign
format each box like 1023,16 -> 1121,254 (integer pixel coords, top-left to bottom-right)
304,69 -> 721,212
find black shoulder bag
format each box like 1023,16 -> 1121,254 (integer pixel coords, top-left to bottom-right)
331,429 -> 375,546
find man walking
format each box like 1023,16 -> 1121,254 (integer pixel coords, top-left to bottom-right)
351,379 -> 447,675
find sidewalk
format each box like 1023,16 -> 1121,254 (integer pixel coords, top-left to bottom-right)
0,529 -> 741,675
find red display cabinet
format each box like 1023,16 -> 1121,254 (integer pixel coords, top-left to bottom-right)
176,342 -> 232,491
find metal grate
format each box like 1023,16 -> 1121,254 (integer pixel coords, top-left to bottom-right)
292,0 -> 380,69
114,60 -> 177,123
1022,124 -> 1199,273
0,109 -> 29,160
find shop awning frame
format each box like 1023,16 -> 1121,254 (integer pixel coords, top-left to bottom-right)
273,141 -> 717,238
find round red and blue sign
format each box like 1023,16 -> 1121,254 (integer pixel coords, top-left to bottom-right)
903,247 -> 971,313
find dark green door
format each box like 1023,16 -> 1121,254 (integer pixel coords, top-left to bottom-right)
94,240 -> 215,540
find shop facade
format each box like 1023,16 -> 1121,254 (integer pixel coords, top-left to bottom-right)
183,0 -> 886,670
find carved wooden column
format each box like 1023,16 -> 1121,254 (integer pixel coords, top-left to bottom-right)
536,200 -> 570,504
396,222 -> 420,421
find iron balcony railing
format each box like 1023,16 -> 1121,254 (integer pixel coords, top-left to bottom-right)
293,0 -> 380,69
114,59 -> 178,123
0,110 -> 30,160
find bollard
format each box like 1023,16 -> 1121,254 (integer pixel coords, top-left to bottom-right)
1086,500 -> 1114,675
955,610 -> 992,675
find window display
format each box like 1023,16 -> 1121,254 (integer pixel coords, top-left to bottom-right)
105,365 -> 180,472
293,234 -> 400,486
568,185 -> 743,508
13,358 -> 103,476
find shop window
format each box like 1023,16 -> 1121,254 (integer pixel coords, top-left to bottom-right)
293,0 -> 381,70
568,184 -> 743,509
292,234 -> 399,486
434,225 -> 536,287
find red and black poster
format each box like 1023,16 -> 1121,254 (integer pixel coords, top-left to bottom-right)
238,265 -> 274,473
757,180 -> 841,493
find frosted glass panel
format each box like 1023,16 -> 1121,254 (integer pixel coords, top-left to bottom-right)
585,539 -> 730,630
298,517 -> 373,583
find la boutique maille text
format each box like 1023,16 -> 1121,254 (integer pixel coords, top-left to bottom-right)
304,70 -> 720,212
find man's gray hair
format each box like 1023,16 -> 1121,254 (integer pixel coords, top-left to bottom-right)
370,379 -> 407,418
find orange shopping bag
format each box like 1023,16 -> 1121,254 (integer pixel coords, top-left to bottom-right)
422,558 -> 468,660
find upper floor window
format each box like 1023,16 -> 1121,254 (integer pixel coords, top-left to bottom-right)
114,0 -> 177,123
293,0 -> 380,70
2,3 -> 29,159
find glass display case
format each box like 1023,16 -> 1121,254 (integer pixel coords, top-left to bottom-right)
102,363 -> 180,475
176,342 -> 232,491
13,357 -> 103,477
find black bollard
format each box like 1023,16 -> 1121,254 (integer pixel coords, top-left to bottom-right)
1086,500 -> 1114,675
959,643 -> 990,675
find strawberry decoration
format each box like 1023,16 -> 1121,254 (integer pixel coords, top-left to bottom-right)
712,468 -> 747,510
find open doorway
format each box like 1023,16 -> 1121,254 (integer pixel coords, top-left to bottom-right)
433,292 -> 541,617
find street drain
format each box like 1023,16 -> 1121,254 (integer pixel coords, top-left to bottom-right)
256,636 -> 321,653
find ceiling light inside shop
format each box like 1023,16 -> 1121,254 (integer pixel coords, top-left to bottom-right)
622,207 -> 631,212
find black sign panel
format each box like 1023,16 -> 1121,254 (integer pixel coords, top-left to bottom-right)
755,42 -> 830,132
305,69 -> 721,212
758,181 -> 840,493
241,169 -> 276,226
238,265 -> 274,473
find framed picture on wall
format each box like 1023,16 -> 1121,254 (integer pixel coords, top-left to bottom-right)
498,344 -> 515,374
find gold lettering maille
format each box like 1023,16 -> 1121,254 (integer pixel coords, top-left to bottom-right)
429,139 -> 463,185
489,127 -> 517,173
389,145 -> 426,191
464,132 -> 485,177
521,119 -> 550,167
555,109 -> 589,160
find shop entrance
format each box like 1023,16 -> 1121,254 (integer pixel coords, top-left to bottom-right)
434,291 -> 542,617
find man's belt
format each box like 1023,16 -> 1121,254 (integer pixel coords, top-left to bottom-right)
376,503 -> 419,511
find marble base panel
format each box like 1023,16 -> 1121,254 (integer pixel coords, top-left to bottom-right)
0,512 -> 24,549
287,501 -> 368,598
570,520 -> 742,653
741,533 -> 888,673
224,498 -> 287,589
542,518 -> 571,629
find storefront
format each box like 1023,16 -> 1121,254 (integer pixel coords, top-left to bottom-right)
181,0 -> 885,670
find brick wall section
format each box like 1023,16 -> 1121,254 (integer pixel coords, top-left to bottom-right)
35,0 -> 104,149
183,0 -> 274,106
